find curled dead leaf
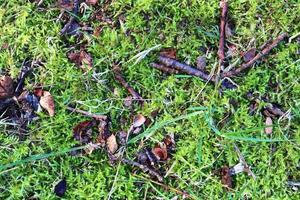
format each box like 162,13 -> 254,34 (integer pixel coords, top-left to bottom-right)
68,50 -> 93,71
107,134 -> 118,154
265,117 -> 273,135
133,114 -> 146,128
152,145 -> 168,161
73,120 -> 96,144
40,91 -> 55,117
160,48 -> 177,59
0,75 -> 14,99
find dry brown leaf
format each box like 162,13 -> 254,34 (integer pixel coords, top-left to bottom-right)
152,144 -> 168,161
265,117 -> 273,134
86,0 -> 98,5
0,75 -> 14,99
40,91 -> 55,117
68,50 -> 93,71
107,134 -> 118,154
133,114 -> 146,128
160,48 -> 177,59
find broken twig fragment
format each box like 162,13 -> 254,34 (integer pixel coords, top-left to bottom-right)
66,106 -> 107,120
218,0 -> 228,64
150,63 -> 179,74
158,56 -> 214,82
113,66 -> 143,101
222,33 -> 288,77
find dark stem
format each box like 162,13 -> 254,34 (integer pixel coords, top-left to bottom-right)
150,63 -> 179,74
158,56 -> 215,82
222,33 -> 288,78
66,106 -> 107,120
121,158 -> 163,182
217,0 -> 228,64
113,67 -> 143,100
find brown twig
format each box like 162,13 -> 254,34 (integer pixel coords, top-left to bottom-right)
158,56 -> 215,82
66,106 -> 107,120
150,63 -> 179,74
222,33 -> 288,78
113,67 -> 143,100
218,0 -> 228,64
121,158 -> 163,182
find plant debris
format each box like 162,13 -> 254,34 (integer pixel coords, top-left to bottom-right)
39,91 -> 55,117
106,134 -> 118,154
265,116 -> 273,134
68,50 -> 93,71
0,76 -> 14,99
217,0 -> 228,65
54,178 -> 67,197
242,48 -> 257,63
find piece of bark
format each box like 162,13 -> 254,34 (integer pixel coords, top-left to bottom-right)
158,56 -> 214,82
150,63 -> 179,74
217,0 -> 228,64
222,33 -> 288,77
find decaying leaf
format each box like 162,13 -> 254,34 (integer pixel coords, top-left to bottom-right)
96,119 -> 111,147
33,87 -> 43,97
73,120 -> 96,144
68,50 -> 93,71
40,91 -> 55,117
0,75 -> 14,99
265,116 -> 273,135
107,134 -> 118,154
242,48 -> 256,62
263,103 -> 285,118
86,0 -> 98,5
54,179 -> 67,197
58,0 -> 74,10
220,166 -> 233,190
133,114 -> 146,128
196,56 -> 206,70
160,48 -> 177,59
152,144 -> 168,161
61,20 -> 80,36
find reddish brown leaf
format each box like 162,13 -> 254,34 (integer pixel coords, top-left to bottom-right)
107,134 -> 118,154
159,48 -> 177,59
73,120 -> 96,144
133,114 -> 146,128
0,75 -> 14,99
86,0 -> 98,5
242,48 -> 256,63
58,0 -> 73,10
221,166 -> 233,190
33,87 -> 43,97
68,50 -> 93,71
39,91 -> 55,117
152,145 -> 168,161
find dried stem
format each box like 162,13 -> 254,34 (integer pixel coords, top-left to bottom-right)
66,106 -> 107,120
113,67 -> 143,100
158,56 -> 215,82
222,33 -> 288,78
121,158 -> 163,182
218,0 -> 228,64
150,63 -> 179,74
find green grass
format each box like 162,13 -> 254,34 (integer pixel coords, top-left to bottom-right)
1,0 -> 300,199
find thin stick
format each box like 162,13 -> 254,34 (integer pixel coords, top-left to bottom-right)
150,63 -> 179,74
222,33 -> 288,77
233,144 -> 256,179
121,158 -> 163,182
158,56 -> 215,82
217,0 -> 228,64
113,67 -> 143,100
66,106 -> 107,120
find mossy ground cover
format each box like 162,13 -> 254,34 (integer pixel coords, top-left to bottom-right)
0,0 -> 299,199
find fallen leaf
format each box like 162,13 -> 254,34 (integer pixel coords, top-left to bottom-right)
73,120 -> 95,144
33,87 -> 43,97
54,179 -> 67,197
86,0 -> 98,5
0,75 -> 14,99
160,48 -> 177,59
133,114 -> 146,128
96,119 -> 110,147
196,56 -> 206,70
242,48 -> 256,62
263,103 -> 285,118
107,134 -> 118,154
40,91 -> 55,117
220,166 -> 233,190
152,144 -> 168,161
68,50 -> 93,71
61,20 -> 80,36
265,117 -> 273,134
